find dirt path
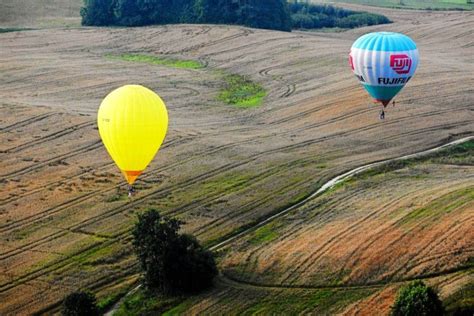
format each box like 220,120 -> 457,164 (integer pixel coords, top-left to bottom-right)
210,136 -> 473,251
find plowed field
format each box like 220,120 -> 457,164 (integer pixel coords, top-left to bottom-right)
1,4 -> 473,314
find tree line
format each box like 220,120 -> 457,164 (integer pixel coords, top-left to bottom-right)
81,0 -> 390,31
289,1 -> 391,30
81,0 -> 291,31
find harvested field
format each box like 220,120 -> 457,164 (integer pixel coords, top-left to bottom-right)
0,0 -> 81,28
149,142 -> 474,315
217,142 -> 473,307
0,3 -> 473,315
171,271 -> 473,315
320,0 -> 474,11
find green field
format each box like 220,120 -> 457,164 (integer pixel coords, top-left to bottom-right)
106,54 -> 205,69
114,290 -> 184,316
218,74 -> 267,108
115,285 -> 375,315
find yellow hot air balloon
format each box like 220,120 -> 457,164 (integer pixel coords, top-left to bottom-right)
98,85 -> 168,186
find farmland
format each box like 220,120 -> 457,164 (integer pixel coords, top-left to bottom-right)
0,2 -> 473,315
0,0 -> 81,28
320,0 -> 474,10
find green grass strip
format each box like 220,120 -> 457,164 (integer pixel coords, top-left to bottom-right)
248,223 -> 279,245
97,288 -> 131,313
400,186 -> 474,225
0,28 -> 34,33
218,74 -> 267,108
114,289 -> 184,316
107,53 -> 204,69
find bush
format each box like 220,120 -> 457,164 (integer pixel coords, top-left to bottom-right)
291,13 -> 316,29
288,2 -> 390,30
336,13 -> 391,29
62,291 -> 99,316
391,281 -> 444,316
132,209 -> 217,294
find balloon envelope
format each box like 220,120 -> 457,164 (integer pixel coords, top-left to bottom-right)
98,85 -> 168,184
349,32 -> 419,105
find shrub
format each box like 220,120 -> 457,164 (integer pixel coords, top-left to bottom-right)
291,13 -> 316,29
391,280 -> 444,316
288,2 -> 390,30
62,291 -> 99,316
132,209 -> 217,294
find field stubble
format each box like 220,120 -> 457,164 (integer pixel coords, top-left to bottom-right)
0,5 -> 473,315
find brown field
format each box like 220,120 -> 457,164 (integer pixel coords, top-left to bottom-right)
0,3 -> 473,315
0,0 -> 81,28
222,163 -> 474,286
214,158 -> 473,313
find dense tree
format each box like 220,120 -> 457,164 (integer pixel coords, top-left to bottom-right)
291,13 -> 315,29
81,0 -> 389,31
114,0 -> 198,26
82,0 -> 195,26
239,0 -> 291,31
288,2 -> 390,30
61,291 -> 99,316
114,0 -> 146,26
80,0 -> 116,26
132,209 -> 217,294
196,0 -> 241,25
391,281 -> 444,316
195,0 -> 291,31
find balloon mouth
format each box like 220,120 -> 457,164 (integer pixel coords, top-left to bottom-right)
375,99 -> 391,107
121,170 -> 143,185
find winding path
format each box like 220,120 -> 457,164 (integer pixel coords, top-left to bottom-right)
105,136 -> 473,315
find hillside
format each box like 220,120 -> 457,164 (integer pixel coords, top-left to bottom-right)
319,0 -> 474,11
0,2 -> 473,315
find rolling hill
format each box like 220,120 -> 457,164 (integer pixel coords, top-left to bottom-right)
0,2 -> 473,314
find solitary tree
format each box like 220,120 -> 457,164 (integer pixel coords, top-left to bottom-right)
132,209 -> 217,294
391,280 -> 444,316
62,291 -> 99,316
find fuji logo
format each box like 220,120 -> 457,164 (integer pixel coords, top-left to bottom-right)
390,54 -> 412,74
349,54 -> 354,71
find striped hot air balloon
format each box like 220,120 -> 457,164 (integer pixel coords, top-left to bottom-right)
349,32 -> 419,106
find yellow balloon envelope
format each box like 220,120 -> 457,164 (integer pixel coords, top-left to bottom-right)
98,85 -> 168,185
